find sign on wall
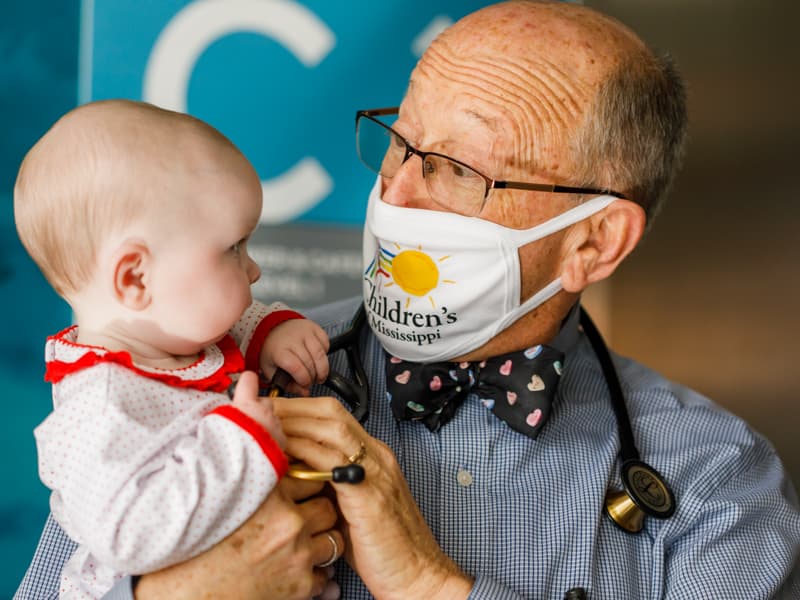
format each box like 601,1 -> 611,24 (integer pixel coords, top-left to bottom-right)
81,0 -> 493,307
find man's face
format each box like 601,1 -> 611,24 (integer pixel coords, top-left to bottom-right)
381,23 -> 596,303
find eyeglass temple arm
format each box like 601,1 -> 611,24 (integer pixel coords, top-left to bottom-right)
356,107 -> 400,121
494,181 -> 627,199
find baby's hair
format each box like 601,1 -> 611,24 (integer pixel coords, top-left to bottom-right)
13,99 -> 241,297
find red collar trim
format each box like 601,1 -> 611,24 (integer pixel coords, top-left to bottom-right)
44,327 -> 244,393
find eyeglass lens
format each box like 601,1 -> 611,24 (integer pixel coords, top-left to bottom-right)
357,115 -> 487,216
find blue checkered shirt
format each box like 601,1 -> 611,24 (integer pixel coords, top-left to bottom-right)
15,298 -> 800,599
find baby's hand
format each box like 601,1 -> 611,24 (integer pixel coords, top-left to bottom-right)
261,318 -> 330,396
230,371 -> 287,448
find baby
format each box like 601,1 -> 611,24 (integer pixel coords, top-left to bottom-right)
14,99 -> 330,599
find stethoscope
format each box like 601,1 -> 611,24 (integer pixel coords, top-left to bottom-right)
284,303 -> 676,536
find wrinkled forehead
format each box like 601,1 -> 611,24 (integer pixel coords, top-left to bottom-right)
402,38 -> 592,176
400,2 -> 641,175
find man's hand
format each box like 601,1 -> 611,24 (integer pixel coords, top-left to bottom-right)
275,396 -> 474,600
134,477 -> 344,600
261,319 -> 330,396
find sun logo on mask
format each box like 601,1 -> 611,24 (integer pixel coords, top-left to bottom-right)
366,243 -> 456,308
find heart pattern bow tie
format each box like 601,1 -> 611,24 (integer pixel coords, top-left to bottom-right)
386,344 -> 564,439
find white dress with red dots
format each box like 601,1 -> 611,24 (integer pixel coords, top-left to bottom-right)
34,301 -> 301,599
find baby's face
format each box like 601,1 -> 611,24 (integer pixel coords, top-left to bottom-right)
142,139 -> 263,356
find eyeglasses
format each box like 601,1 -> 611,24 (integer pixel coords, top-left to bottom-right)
355,107 -> 627,217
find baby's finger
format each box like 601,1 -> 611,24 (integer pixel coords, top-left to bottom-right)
306,338 -> 330,383
260,363 -> 277,384
313,324 -> 331,353
232,370 -> 259,402
277,349 -> 315,389
285,380 -> 311,397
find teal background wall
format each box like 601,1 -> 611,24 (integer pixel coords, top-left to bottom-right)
0,3 -> 78,597
0,1 -> 493,596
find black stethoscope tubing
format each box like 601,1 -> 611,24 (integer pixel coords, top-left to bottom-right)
324,304 -> 369,424
578,308 -> 639,463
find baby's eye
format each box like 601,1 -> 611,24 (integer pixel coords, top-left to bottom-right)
230,242 -> 241,254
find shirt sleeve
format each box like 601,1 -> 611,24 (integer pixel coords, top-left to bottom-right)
35,364 -> 287,575
13,513 -> 78,600
229,300 -> 305,373
100,576 -> 136,600
661,430 -> 800,599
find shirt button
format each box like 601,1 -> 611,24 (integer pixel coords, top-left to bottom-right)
456,469 -> 473,487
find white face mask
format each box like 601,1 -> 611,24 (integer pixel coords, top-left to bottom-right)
362,178 -> 616,361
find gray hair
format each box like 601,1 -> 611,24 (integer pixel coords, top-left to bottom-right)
572,52 -> 688,225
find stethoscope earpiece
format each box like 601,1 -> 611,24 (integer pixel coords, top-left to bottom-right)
605,459 -> 675,533
287,462 -> 365,484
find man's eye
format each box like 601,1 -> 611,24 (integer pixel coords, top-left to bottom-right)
449,161 -> 478,179
390,133 -> 405,148
451,163 -> 467,177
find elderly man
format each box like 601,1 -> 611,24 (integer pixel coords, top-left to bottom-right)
17,1 -> 800,599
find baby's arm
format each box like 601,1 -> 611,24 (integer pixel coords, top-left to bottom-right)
35,366 -> 288,575
231,301 -> 330,395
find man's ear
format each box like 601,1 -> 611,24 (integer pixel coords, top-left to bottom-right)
111,241 -> 152,310
560,199 -> 646,293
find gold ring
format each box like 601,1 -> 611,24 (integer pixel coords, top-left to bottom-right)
318,531 -> 339,567
346,442 -> 367,464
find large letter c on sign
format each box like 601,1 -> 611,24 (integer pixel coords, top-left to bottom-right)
143,0 -> 335,223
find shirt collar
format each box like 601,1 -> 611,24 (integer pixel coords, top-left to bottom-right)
44,326 -> 244,393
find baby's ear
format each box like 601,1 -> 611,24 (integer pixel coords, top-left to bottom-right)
111,241 -> 151,310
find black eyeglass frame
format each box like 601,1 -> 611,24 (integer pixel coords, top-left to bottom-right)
356,107 -> 628,212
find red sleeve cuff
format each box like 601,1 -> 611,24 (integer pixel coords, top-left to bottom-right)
208,404 -> 288,478
244,309 -> 305,374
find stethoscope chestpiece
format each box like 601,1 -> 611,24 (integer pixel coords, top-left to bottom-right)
605,459 -> 675,534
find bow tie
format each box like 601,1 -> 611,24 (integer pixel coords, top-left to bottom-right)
386,345 -> 564,439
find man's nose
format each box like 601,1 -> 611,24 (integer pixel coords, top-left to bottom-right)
380,153 -> 432,209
